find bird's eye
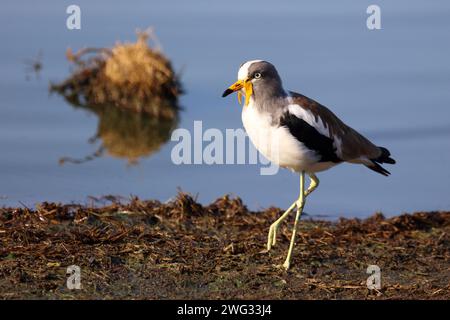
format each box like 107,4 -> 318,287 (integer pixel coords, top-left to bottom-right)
254,72 -> 262,79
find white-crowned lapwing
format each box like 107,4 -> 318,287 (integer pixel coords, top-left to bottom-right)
222,60 -> 395,270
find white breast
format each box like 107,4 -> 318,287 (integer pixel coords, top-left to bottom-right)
241,99 -> 332,173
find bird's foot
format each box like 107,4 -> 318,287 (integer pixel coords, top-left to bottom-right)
273,262 -> 290,271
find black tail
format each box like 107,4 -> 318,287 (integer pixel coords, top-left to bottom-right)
365,147 -> 396,176
376,147 -> 396,164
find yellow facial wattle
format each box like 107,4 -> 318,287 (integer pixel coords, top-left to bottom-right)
243,80 -> 253,106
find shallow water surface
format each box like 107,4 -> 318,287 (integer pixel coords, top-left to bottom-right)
1,0 -> 450,217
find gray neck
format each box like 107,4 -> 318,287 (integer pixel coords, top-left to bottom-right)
252,84 -> 288,114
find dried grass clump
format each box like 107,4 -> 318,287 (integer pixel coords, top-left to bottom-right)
51,29 -> 181,119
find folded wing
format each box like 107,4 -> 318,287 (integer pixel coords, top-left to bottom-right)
283,91 -> 395,176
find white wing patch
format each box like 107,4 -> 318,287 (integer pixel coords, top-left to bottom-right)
286,95 -> 344,158
286,103 -> 330,137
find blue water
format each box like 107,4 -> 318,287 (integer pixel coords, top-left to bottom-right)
1,0 -> 450,218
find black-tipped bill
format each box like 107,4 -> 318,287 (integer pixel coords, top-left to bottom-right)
221,80 -> 245,98
222,88 -> 234,97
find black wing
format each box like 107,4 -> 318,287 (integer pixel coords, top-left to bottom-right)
279,111 -> 342,163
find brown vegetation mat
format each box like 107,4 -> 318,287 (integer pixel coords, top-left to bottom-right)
0,193 -> 448,299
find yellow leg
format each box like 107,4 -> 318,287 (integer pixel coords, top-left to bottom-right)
267,173 -> 320,251
305,173 -> 319,197
282,171 -> 306,270
267,201 -> 296,250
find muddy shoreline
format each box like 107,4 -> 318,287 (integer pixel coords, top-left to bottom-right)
0,193 -> 448,299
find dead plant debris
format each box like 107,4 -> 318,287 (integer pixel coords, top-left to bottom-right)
0,193 -> 448,299
50,28 -> 181,119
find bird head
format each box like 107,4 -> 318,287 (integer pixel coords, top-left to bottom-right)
222,60 -> 283,106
